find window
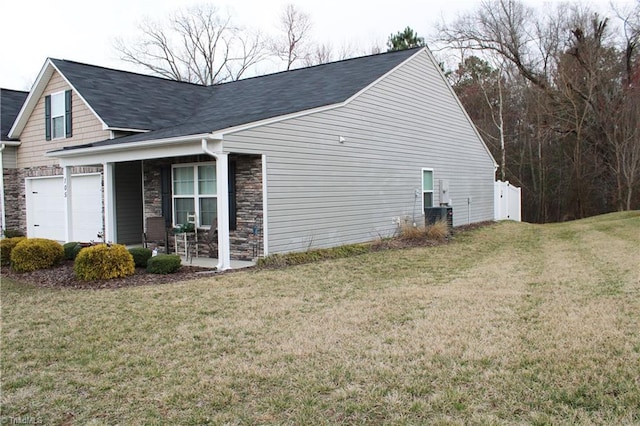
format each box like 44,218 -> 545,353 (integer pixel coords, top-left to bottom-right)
51,92 -> 65,138
45,90 -> 72,140
172,163 -> 217,228
422,168 -> 434,210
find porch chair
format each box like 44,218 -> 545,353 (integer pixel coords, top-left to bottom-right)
186,212 -> 198,260
143,216 -> 169,253
187,216 -> 218,263
202,216 -> 218,258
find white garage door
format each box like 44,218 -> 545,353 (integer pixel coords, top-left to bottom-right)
26,174 -> 103,242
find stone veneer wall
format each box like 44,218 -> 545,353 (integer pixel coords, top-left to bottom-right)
142,160 -> 168,220
2,165 -> 103,235
3,169 -> 24,232
229,154 -> 263,260
142,154 -> 263,260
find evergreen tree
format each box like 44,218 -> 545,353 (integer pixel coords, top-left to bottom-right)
387,27 -> 425,51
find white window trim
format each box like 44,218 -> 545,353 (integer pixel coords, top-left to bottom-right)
50,90 -> 66,140
171,162 -> 217,228
421,167 -> 434,212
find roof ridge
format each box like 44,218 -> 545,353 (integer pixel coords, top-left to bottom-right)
49,58 -> 207,88
48,48 -> 422,91
214,47 -> 423,88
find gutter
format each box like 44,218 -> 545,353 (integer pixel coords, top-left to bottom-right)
45,133 -> 212,158
201,137 -> 219,157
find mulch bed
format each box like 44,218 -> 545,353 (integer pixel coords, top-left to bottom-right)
2,260 -> 216,290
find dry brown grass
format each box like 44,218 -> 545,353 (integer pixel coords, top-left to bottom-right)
1,211 -> 639,424
426,220 -> 450,241
398,219 -> 450,243
398,221 -> 428,241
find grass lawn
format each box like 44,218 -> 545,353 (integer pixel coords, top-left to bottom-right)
1,212 -> 639,424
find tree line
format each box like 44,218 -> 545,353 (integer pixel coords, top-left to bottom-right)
115,1 -> 639,223
434,0 -> 639,222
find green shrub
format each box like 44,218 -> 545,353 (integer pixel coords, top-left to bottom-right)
63,242 -> 82,260
146,254 -> 182,274
129,247 -> 153,267
1,237 -> 26,266
3,229 -> 25,238
74,244 -> 135,281
10,238 -> 64,272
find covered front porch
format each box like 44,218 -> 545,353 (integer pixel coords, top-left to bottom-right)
50,137 -> 266,271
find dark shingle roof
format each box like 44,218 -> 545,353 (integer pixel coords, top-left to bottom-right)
54,47 -> 420,151
195,47 -> 419,131
51,59 -> 209,130
1,89 -> 28,140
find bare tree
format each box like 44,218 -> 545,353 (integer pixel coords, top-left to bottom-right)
114,4 -> 267,85
451,55 -> 510,180
605,1 -> 640,210
303,42 -> 357,67
437,0 -> 550,89
610,90 -> 640,210
304,43 -> 334,67
270,4 -> 313,70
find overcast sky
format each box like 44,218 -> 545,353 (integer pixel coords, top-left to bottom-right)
0,0 -> 631,90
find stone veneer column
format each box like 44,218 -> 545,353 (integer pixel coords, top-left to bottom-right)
142,160 -> 165,219
229,154 -> 264,260
2,169 -> 25,232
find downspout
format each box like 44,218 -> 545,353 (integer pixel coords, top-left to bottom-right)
202,138 -> 231,271
0,144 -> 5,236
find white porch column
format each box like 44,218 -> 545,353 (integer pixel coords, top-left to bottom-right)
103,162 -> 116,243
215,153 -> 231,270
62,166 -> 73,242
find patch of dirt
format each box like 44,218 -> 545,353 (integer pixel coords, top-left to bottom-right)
2,260 -> 215,290
451,221 -> 496,233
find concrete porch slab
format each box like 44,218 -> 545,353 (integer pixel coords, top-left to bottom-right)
127,244 -> 256,270
179,256 -> 256,270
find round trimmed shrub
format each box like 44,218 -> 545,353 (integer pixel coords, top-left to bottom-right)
1,237 -> 26,266
146,254 -> 182,274
63,242 -> 82,260
10,238 -> 64,272
128,247 -> 153,267
74,244 -> 135,281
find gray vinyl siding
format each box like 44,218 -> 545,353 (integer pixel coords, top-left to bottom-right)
115,161 -> 143,244
2,146 -> 18,169
225,50 -> 496,254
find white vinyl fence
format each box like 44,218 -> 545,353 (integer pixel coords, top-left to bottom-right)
495,181 -> 521,221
